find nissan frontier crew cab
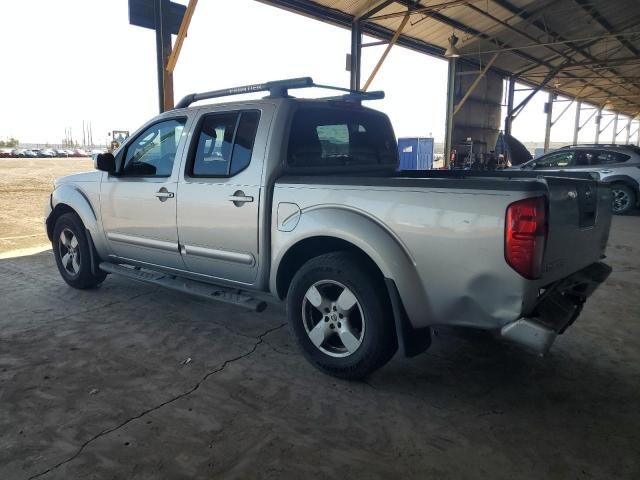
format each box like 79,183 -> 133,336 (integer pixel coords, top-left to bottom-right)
45,78 -> 612,379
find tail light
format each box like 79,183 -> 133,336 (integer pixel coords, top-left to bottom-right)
505,196 -> 547,279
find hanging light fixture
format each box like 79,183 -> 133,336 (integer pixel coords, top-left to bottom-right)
445,33 -> 461,58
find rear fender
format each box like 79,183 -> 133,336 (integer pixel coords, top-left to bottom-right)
271,205 -> 432,327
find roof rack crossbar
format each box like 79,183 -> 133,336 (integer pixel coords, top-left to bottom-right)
175,77 -> 314,109
174,77 -> 385,109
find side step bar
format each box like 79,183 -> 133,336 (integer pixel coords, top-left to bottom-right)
99,262 -> 268,312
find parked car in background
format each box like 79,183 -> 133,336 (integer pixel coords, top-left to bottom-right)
23,149 -> 37,158
72,148 -> 89,157
38,149 -> 56,158
55,149 -> 69,157
0,148 -> 13,158
12,149 -> 26,157
45,78 -> 612,379
515,144 -> 640,214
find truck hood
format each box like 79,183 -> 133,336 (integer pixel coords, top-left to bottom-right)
54,170 -> 101,187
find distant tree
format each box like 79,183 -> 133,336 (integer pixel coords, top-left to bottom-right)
0,138 -> 19,148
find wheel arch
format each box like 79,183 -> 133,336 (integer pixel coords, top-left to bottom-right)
271,206 -> 432,342
604,175 -> 639,193
46,184 -> 108,256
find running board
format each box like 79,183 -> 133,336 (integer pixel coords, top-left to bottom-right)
99,262 -> 267,312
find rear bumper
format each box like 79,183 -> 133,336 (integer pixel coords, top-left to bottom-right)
500,262 -> 611,354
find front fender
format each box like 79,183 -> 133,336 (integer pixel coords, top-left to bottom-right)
270,205 -> 433,328
49,184 -> 109,256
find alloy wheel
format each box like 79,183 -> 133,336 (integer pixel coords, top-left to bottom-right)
58,228 -> 80,276
302,280 -> 365,357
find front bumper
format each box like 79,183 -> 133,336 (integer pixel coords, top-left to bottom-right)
500,262 -> 611,354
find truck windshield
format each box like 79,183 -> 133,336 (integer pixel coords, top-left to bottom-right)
287,106 -> 398,169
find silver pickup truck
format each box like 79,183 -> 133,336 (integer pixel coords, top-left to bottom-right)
45,78 -> 612,379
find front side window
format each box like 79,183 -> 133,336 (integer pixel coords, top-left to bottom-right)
122,119 -> 186,177
535,151 -> 574,168
287,107 -> 398,168
191,111 -> 260,177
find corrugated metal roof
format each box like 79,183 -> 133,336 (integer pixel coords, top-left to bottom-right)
258,0 -> 640,117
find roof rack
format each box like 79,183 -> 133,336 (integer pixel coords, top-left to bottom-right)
174,77 -> 384,109
561,143 -> 635,149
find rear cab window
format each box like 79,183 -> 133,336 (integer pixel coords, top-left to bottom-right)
287,105 -> 398,170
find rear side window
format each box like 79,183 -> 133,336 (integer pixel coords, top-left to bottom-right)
287,106 -> 398,169
190,111 -> 260,177
591,150 -> 630,165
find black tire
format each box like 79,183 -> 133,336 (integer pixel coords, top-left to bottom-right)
611,183 -> 636,215
287,252 -> 397,380
52,212 -> 106,289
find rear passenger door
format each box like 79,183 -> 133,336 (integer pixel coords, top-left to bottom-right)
176,107 -> 270,285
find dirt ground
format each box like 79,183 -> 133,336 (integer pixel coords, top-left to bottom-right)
0,160 -> 639,479
0,158 -> 93,255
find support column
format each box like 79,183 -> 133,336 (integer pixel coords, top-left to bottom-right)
573,101 -> 581,145
612,112 -> 619,144
154,0 -> 174,112
543,91 -> 554,153
625,118 -> 632,144
505,76 -> 515,137
594,108 -> 602,143
350,21 -> 362,91
444,58 -> 457,168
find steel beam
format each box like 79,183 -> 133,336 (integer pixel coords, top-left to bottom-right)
505,76 -> 515,137
612,113 -> 619,143
573,101 -> 581,145
350,20 -> 362,91
154,0 -> 174,112
625,118 -> 632,144
444,58 -> 457,169
453,53 -> 499,116
574,0 -> 640,57
362,13 -> 410,91
166,0 -> 197,74
579,106 -> 598,130
354,0 -> 395,20
544,91 -> 554,153
594,109 -> 602,143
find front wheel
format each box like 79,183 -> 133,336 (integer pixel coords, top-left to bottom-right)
287,252 -> 397,379
52,212 -> 106,289
611,183 -> 636,215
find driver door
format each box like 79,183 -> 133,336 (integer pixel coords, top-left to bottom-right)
100,116 -> 190,270
533,150 -> 575,171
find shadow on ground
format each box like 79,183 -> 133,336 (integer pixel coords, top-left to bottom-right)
1,216 -> 639,479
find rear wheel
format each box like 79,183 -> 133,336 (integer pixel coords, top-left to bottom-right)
611,183 -> 636,215
53,212 -> 106,289
287,252 -> 397,379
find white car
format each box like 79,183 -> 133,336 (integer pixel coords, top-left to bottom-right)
516,144 -> 640,214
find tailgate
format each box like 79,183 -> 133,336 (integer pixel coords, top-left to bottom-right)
539,176 -> 612,284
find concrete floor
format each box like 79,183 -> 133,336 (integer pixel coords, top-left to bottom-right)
1,217 -> 639,480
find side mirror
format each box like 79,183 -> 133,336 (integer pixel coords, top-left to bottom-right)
96,153 -> 116,174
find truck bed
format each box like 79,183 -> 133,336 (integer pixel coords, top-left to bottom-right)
272,170 -> 612,330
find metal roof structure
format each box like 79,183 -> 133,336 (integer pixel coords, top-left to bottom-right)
258,0 -> 640,118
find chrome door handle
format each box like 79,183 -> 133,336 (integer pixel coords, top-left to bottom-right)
228,190 -> 253,205
599,169 -> 613,174
154,191 -> 174,198
154,189 -> 175,200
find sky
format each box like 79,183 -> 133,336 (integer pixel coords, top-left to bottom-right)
0,0 -> 635,147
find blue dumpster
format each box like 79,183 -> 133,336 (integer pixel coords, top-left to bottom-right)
398,137 -> 434,170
